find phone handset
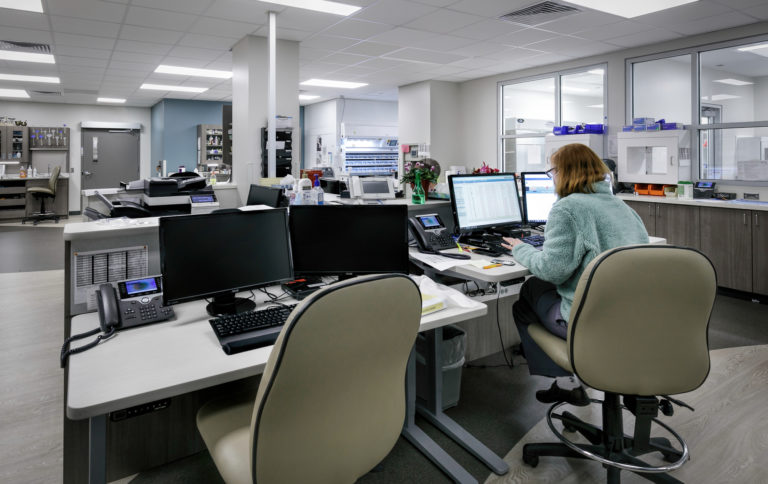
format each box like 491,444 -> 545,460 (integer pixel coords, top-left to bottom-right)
60,283 -> 120,368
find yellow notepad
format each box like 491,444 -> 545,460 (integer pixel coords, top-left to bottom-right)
422,293 -> 446,316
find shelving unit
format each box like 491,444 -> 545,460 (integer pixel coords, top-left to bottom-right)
342,136 -> 398,176
0,179 -> 27,220
0,126 -> 29,165
261,127 -> 292,177
197,124 -> 223,166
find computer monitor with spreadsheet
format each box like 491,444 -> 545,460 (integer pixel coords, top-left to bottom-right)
448,173 -> 523,233
521,172 -> 557,225
159,209 -> 293,316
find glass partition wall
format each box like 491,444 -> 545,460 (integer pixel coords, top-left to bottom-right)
499,66 -> 606,172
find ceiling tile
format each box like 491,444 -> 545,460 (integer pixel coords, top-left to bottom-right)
325,65 -> 380,79
524,53 -> 575,67
353,0 -> 438,26
53,46 -> 112,60
131,0 -> 214,15
115,40 -> 174,56
188,17 -> 259,39
605,28 -> 685,48
119,25 -> 185,44
111,51 -> 165,65
369,27 -> 437,46
635,1 -> 733,26
54,33 -> 117,50
300,47 -> 334,60
47,0 -> 128,22
448,0 -> 533,17
408,34 -> 478,51
104,69 -> 152,80
56,56 -> 109,68
50,16 -> 120,38
274,8 -> 342,31
166,46 -> 223,62
178,33 -> 237,50
124,6 -> 198,31
204,0 -> 272,23
0,10 -> 51,30
405,8 -> 484,34
450,41 -> 505,57
411,0 -> 461,7
451,19 -> 525,41
59,65 -> 105,77
342,41 -> 401,57
448,57 -> 502,69
573,21 -> 655,42
482,46 -> 547,62
320,19 -> 393,40
355,57 -> 409,70
304,35 -> 360,51
537,11 -> 622,35
494,28 -> 561,47
0,26 -> 53,44
671,12 -> 760,36
108,60 -> 155,73
317,52 -> 370,66
251,26 -> 313,42
383,47 -> 466,64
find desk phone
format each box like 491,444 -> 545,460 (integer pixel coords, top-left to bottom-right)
100,276 -> 175,331
409,214 -> 455,252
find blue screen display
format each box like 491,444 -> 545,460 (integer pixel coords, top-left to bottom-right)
125,278 -> 158,295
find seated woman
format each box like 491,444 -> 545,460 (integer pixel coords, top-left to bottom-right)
502,143 -> 649,405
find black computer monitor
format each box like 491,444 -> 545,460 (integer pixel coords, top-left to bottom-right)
448,173 -> 523,233
520,172 -> 557,225
246,184 -> 283,208
288,205 -> 409,278
159,209 -> 293,316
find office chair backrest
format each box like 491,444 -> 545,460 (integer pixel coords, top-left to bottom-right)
249,274 -> 422,484
49,165 -> 61,193
567,245 -> 716,396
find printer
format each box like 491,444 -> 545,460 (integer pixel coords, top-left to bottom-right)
142,177 -> 219,215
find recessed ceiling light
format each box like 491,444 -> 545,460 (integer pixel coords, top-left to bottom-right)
263,0 -> 360,16
0,0 -> 43,13
0,88 -> 30,98
586,104 -> 604,108
710,94 -> 739,101
0,50 -> 55,64
301,79 -> 367,89
0,73 -> 59,83
140,83 -> 208,93
713,78 -> 753,86
738,43 -> 768,52
98,97 -> 126,103
565,0 -> 698,18
587,69 -> 605,75
155,65 -> 232,79
299,94 -> 320,100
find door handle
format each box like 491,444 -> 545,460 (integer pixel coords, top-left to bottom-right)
648,205 -> 652,217
756,213 -> 760,227
656,205 -> 660,217
83,171 -> 92,177
743,213 -> 747,225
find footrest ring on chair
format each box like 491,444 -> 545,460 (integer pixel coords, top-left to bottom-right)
545,400 -> 690,474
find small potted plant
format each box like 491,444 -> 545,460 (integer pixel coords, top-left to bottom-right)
472,162 -> 499,174
401,158 -> 440,194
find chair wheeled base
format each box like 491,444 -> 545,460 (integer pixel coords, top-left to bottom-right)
523,393 -> 689,484
21,197 -> 60,225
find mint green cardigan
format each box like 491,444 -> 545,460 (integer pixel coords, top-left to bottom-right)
512,181 -> 649,321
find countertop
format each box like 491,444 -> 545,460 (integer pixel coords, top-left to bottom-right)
0,173 -> 70,180
617,193 -> 768,212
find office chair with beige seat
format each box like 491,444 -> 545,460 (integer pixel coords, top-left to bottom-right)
196,273 -> 422,484
522,245 -> 717,484
22,165 -> 60,225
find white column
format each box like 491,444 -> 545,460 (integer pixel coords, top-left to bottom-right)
267,11 -> 277,178
231,34 -> 300,205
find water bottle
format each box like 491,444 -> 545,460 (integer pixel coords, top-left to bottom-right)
312,174 -> 324,205
210,171 -> 217,185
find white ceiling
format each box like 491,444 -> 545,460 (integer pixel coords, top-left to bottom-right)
0,0 -> 765,107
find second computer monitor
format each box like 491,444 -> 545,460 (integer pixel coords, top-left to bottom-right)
246,184 -> 283,208
520,172 -> 557,225
289,205 -> 409,278
448,173 -> 523,233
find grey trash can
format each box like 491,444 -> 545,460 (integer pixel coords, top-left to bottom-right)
416,325 -> 466,410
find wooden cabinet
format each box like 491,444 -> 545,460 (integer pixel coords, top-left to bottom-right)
700,207 -> 752,293
754,211 -> 768,296
624,200 -> 656,235
655,203 -> 700,249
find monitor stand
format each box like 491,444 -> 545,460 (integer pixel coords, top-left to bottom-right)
206,292 -> 256,317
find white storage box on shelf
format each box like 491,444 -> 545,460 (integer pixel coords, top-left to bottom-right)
545,134 -> 603,168
617,130 -> 691,185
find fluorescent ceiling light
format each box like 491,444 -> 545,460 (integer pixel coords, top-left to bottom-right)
713,78 -> 753,86
263,0 -> 360,16
140,83 -> 208,93
738,43 -> 768,52
0,50 -> 55,64
0,73 -> 59,83
586,104 -> 604,108
587,69 -> 604,75
98,97 -> 126,103
0,88 -> 30,98
0,0 -> 43,13
710,94 -> 739,101
155,65 -> 232,79
300,78 -> 367,89
565,0 -> 698,18
299,94 -> 320,100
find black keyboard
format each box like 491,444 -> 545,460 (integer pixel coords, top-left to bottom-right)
210,304 -> 297,354
521,234 -> 545,248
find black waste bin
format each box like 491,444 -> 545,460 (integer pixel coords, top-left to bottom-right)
415,325 -> 466,409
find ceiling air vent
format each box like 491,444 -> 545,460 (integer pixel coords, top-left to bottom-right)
31,90 -> 62,96
499,1 -> 580,26
0,40 -> 51,54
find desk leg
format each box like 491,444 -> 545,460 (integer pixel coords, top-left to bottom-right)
416,328 -> 509,476
402,350 -> 476,484
89,415 -> 107,484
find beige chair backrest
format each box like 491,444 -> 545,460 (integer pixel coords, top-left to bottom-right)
249,274 -> 422,484
49,165 -> 61,193
567,245 -> 716,396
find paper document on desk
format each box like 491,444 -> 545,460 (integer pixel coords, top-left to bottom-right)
412,275 -> 479,309
410,251 -> 461,272
421,293 -> 446,316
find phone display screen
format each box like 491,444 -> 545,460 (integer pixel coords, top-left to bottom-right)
191,194 -> 215,203
695,182 -> 714,188
417,215 -> 444,229
119,277 -> 161,298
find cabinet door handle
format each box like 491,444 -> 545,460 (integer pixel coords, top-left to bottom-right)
756,213 -> 760,227
670,156 -> 674,166
649,205 -> 653,217
743,213 -> 747,225
657,205 -> 661,217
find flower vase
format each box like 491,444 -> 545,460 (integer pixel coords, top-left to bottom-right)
409,180 -> 432,197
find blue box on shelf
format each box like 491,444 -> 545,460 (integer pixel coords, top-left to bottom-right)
661,122 -> 684,130
584,124 -> 604,134
622,125 -> 634,132
553,126 -> 573,135
633,117 -> 655,125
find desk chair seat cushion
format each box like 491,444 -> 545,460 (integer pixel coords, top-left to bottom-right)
197,392 -> 256,484
527,323 -> 572,373
27,186 -> 55,196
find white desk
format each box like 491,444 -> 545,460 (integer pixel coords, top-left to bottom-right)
67,285 -> 499,484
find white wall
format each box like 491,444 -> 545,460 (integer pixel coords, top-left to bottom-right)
303,99 -> 338,167
398,82 -> 431,146
3,101 -> 151,212
430,81 -> 462,171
